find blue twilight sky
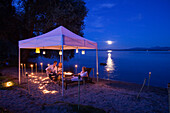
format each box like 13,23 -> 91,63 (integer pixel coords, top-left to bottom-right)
83,0 -> 170,49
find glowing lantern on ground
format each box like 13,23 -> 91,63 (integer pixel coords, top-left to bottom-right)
5,81 -> 13,87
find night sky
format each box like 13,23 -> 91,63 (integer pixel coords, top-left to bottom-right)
84,0 -> 170,49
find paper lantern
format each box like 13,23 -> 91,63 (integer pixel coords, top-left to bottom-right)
82,50 -> 85,55
76,48 -> 78,53
59,51 -> 62,55
35,48 -> 40,53
43,51 -> 46,54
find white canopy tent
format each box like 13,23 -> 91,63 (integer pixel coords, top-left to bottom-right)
18,26 -> 98,96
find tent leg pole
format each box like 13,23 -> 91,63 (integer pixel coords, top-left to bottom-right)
19,48 -> 21,84
62,35 -> 64,96
96,48 -> 98,82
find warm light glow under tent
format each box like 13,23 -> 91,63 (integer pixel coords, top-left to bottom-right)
18,26 -> 98,96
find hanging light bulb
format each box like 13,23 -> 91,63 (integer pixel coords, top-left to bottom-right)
43,51 -> 46,55
35,48 -> 40,53
59,51 -> 62,55
82,50 -> 85,55
76,48 -> 78,53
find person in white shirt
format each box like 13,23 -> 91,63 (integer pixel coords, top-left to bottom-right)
46,61 -> 58,80
71,67 -> 87,81
46,61 -> 58,74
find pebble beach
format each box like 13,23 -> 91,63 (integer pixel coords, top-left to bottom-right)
0,67 -> 168,113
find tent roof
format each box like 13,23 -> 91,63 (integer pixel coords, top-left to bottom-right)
19,26 -> 97,50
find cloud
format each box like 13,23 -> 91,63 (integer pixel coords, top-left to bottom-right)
100,3 -> 116,8
91,16 -> 104,28
85,27 -> 105,33
92,3 -> 116,11
85,3 -> 116,32
128,13 -> 142,21
111,35 -> 120,38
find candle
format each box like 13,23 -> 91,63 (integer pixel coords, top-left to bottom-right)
30,64 -> 33,74
75,65 -> 78,74
21,63 -> 23,76
40,63 -> 43,73
24,64 -> 26,74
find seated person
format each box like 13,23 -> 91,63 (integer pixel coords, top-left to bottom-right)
45,61 -> 58,80
57,62 -> 63,80
71,67 -> 87,81
58,62 -> 62,74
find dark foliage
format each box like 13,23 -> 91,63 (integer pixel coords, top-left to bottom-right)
0,0 -> 88,64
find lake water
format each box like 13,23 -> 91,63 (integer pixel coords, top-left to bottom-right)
32,51 -> 170,88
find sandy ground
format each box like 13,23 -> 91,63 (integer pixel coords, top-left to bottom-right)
0,67 -> 169,113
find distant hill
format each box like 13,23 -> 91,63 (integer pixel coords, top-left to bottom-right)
128,46 -> 170,51
98,46 -> 170,51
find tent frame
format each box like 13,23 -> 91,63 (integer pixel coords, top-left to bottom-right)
18,26 -> 98,96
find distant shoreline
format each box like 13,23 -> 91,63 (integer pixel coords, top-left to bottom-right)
88,46 -> 170,51
86,49 -> 170,51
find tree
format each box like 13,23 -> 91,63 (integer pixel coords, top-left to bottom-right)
17,0 -> 88,62
0,0 -> 88,64
0,0 -> 21,64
